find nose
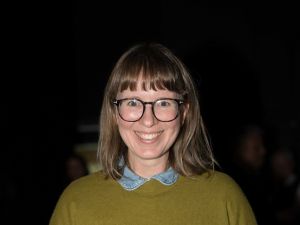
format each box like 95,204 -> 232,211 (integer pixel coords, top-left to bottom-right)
140,105 -> 156,127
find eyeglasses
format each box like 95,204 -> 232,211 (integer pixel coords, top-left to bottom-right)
113,98 -> 184,122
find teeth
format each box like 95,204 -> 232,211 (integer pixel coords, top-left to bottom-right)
135,131 -> 162,140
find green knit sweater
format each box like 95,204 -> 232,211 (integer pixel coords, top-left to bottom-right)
49,171 -> 257,225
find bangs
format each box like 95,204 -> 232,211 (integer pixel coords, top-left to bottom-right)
116,50 -> 186,95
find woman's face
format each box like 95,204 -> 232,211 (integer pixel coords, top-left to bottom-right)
116,80 -> 185,168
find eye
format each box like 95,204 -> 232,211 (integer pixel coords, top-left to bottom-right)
126,99 -> 141,107
156,99 -> 172,107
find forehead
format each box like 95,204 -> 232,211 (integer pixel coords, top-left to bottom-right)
117,79 -> 178,99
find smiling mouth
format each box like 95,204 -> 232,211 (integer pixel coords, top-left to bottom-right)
135,131 -> 163,141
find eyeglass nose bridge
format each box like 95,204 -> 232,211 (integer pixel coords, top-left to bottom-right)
139,101 -> 158,121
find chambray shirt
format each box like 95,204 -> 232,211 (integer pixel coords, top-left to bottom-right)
118,166 -> 179,191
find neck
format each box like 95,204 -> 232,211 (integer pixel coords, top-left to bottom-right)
128,155 -> 169,179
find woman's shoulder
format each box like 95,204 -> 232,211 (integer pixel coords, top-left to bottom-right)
70,170 -> 107,185
178,170 -> 250,208
183,170 -> 245,196
60,171 -> 116,198
208,170 -> 242,188
206,170 -> 239,186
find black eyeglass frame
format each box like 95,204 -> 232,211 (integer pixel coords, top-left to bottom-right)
112,98 -> 184,122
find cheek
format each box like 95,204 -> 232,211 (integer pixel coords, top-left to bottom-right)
116,114 -> 135,130
165,121 -> 181,142
117,117 -> 134,140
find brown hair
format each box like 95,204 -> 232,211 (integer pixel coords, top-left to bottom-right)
98,42 -> 216,179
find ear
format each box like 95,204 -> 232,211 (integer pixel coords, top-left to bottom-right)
181,103 -> 189,126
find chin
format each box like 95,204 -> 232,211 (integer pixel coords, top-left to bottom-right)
138,150 -> 168,160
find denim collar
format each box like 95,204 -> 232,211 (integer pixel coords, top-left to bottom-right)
118,166 -> 179,191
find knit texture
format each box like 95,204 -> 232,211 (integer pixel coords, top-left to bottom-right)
49,170 -> 257,225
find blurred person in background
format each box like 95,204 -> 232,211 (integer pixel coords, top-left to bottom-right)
225,124 -> 271,224
268,148 -> 300,225
63,153 -> 89,185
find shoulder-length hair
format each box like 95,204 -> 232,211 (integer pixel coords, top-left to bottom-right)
98,42 -> 217,179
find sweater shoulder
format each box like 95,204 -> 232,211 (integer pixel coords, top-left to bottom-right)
68,170 -> 106,187
59,171 -> 116,199
182,170 -> 246,198
206,170 -> 240,188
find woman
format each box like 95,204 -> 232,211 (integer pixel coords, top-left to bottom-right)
50,43 -> 257,225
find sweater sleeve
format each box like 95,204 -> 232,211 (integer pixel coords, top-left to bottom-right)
49,184 -> 78,225
222,174 -> 258,225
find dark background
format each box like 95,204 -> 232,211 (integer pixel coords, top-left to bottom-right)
3,2 -> 299,225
